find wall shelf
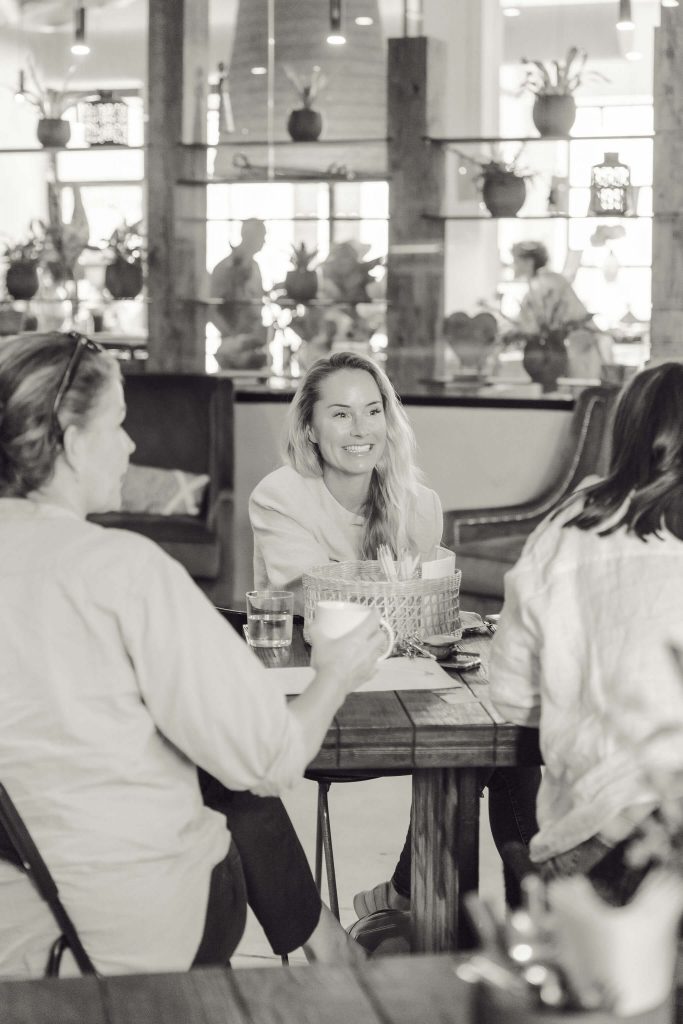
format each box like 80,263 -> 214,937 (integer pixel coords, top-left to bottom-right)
423,212 -> 652,221
0,145 -> 144,155
424,134 -> 654,145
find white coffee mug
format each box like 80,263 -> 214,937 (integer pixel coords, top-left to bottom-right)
314,600 -> 395,661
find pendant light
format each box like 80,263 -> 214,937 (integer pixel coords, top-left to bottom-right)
71,5 -> 90,56
616,0 -> 634,31
327,0 -> 346,45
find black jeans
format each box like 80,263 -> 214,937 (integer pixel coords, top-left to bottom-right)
391,766 -> 541,909
191,840 -> 247,966
198,771 -> 322,955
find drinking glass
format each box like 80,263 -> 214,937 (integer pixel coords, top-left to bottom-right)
246,590 -> 294,648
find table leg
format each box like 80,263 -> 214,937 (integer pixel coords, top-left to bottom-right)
410,767 -> 480,952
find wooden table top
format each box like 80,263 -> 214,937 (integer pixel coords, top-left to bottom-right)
255,623 -> 541,773
0,955 -> 476,1024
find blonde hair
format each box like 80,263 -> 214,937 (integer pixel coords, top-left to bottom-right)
286,351 -> 422,558
0,331 -> 119,497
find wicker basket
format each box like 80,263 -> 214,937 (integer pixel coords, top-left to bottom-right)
302,561 -> 462,645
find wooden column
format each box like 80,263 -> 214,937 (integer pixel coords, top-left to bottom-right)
147,0 -> 208,371
386,37 -> 446,386
651,6 -> 683,364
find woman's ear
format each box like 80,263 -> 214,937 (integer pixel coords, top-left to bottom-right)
307,425 -> 317,445
60,422 -> 85,475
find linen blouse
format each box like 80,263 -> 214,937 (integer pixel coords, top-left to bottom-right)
249,465 -> 444,612
488,496 -> 683,863
0,498 -> 307,977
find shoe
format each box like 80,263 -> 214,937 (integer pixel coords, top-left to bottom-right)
347,910 -> 411,957
353,880 -> 411,919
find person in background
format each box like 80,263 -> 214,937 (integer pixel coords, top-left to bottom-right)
209,217 -> 268,371
249,350 -> 540,921
0,332 -> 386,977
489,362 -> 683,904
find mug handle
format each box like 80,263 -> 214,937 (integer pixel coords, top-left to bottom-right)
377,617 -> 395,661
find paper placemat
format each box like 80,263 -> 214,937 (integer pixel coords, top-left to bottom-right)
263,656 -> 460,696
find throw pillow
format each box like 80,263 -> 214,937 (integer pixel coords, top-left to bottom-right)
121,464 -> 210,516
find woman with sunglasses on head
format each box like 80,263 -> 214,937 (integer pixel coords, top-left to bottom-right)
0,331 -> 386,977
249,350 -> 540,923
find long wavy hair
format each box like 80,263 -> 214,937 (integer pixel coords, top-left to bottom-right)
561,362 -> 683,541
286,351 -> 422,558
0,331 -> 119,498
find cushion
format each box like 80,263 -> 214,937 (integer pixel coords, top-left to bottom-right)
121,465 -> 210,517
457,533 -> 528,598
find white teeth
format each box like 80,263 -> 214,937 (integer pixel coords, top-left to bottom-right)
344,445 -> 372,454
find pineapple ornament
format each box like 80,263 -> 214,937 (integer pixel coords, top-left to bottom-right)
285,243 -> 318,302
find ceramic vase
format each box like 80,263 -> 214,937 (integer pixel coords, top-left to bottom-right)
532,94 -> 577,137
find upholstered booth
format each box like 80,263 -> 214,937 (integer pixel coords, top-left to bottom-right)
91,373 -> 234,607
446,385 -> 619,616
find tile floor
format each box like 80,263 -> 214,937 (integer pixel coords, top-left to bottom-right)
231,773 -> 504,968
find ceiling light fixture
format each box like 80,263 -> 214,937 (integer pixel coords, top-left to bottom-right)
250,66 -> 268,75
327,0 -> 346,45
616,0 -> 634,31
502,6 -> 521,16
71,5 -> 90,56
661,0 -> 679,7
355,15 -> 374,25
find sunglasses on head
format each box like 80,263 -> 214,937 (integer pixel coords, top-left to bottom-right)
52,331 -> 105,426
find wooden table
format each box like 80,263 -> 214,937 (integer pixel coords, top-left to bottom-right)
1,954 -> 675,1024
254,625 -> 542,953
0,955 -> 476,1024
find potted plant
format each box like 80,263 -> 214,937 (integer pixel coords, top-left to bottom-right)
103,220 -> 145,299
284,243 -> 318,302
15,58 -> 82,148
283,64 -> 327,142
453,146 -> 533,218
1,222 -> 45,300
520,47 -> 607,138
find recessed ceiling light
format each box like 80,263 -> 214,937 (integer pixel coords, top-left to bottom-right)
625,50 -> 642,60
355,15 -> 374,25
326,33 -> 347,45
250,66 -> 267,75
662,0 -> 679,7
502,6 -> 521,16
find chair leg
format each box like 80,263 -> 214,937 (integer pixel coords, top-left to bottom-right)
280,953 -> 289,966
318,783 -> 340,920
314,786 -> 324,893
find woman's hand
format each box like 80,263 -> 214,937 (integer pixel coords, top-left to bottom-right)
309,609 -> 387,698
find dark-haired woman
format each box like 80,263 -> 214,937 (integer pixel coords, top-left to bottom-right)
0,331 -> 386,976
250,350 -> 540,919
490,362 -> 683,904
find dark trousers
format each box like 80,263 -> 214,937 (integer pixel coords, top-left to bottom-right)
191,840 -> 247,966
198,771 -> 322,955
391,766 -> 541,909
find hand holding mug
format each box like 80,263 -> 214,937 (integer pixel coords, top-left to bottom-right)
310,601 -> 395,696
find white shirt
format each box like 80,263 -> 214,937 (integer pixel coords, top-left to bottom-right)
249,466 -> 444,612
0,499 -> 307,977
489,497 -> 683,863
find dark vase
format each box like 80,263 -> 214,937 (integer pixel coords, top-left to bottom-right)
532,94 -> 577,137
36,118 -> 71,148
6,260 -> 40,300
284,268 -> 318,302
105,257 -> 143,300
523,332 -> 569,393
481,171 -> 526,218
287,107 -> 323,142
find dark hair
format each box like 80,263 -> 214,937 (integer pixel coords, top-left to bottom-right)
563,362 -> 683,541
0,331 -> 120,497
511,241 -> 549,274
286,350 -> 421,558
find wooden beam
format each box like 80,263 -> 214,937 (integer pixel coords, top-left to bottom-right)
146,0 -> 208,371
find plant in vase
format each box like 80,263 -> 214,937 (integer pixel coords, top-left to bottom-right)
103,220 -> 145,300
284,243 -> 318,302
520,46 -> 608,137
283,64 -> 327,141
452,145 -> 534,218
1,222 -> 45,301
13,57 -> 82,147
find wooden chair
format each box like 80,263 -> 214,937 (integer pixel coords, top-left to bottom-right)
0,783 -> 96,977
446,384 -> 619,616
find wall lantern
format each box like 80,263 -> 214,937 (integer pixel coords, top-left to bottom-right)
589,151 -> 631,215
82,91 -> 129,146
